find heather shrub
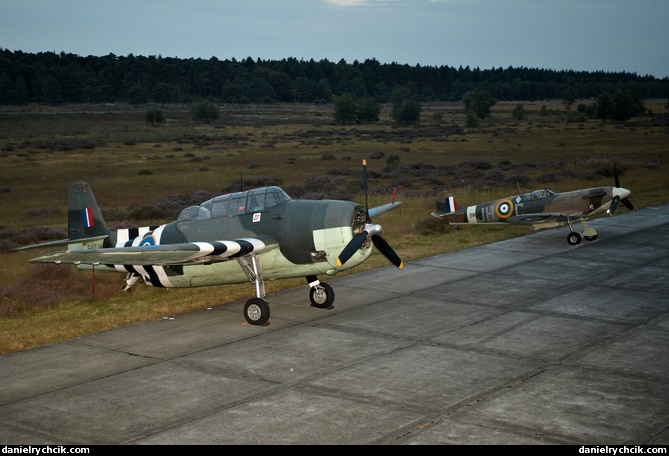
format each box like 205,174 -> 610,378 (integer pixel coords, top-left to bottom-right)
498,160 -> 515,170
425,176 -> 445,186
414,215 -> 452,235
0,238 -> 18,252
102,208 -> 126,221
111,220 -> 138,229
326,167 -> 354,176
284,184 -> 305,198
366,169 -> 382,179
304,176 -> 336,194
406,162 -> 437,171
222,177 -> 284,193
126,204 -> 167,221
538,173 -> 560,183
470,161 -> 494,170
505,174 -> 532,185
189,190 -> 215,205
25,207 -> 61,217
0,264 -> 118,315
12,226 -> 67,246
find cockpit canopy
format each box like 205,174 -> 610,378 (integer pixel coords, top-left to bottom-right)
519,189 -> 555,202
177,186 -> 291,222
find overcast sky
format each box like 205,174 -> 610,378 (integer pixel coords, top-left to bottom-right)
1,0 -> 667,78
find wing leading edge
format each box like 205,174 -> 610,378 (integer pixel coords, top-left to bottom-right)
368,201 -> 401,219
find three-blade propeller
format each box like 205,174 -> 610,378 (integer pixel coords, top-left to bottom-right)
336,160 -> 404,269
608,161 -> 634,216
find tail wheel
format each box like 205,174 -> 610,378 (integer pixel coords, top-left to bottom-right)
244,298 -> 270,325
310,282 -> 335,309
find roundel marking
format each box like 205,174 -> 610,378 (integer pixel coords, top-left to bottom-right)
141,234 -> 157,246
495,199 -> 514,219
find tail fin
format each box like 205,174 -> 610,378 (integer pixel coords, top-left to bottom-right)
435,196 -> 459,214
68,181 -> 110,239
432,195 -> 465,219
12,181 -> 111,252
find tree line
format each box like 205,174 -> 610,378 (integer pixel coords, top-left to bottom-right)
0,49 -> 667,106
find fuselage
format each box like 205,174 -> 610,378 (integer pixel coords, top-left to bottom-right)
85,186 -> 371,288
439,186 -> 631,226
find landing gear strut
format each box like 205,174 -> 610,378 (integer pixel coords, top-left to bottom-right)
238,261 -> 335,326
238,255 -> 270,326
123,273 -> 142,291
566,219 -> 598,246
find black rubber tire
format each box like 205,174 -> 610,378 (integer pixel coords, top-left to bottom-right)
244,298 -> 270,325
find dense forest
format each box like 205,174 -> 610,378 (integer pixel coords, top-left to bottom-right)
0,49 -> 667,106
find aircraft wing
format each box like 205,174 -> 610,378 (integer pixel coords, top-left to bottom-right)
505,212 -> 584,226
28,238 -> 274,266
368,202 -> 401,218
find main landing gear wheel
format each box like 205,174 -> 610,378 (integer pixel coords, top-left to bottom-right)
584,235 -> 598,241
244,297 -> 270,325
310,282 -> 334,309
567,231 -> 582,246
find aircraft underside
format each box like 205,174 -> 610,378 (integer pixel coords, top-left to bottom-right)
77,231 -> 374,326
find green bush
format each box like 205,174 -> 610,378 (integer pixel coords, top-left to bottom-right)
512,103 -> 526,120
333,94 -> 356,122
392,100 -> 421,123
191,101 -> 219,123
463,89 -> 497,119
145,107 -> 165,125
465,110 -> 480,127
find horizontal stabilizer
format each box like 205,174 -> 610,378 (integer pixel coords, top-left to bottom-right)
11,235 -> 109,251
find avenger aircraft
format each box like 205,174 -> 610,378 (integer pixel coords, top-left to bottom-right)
431,163 -> 634,245
13,161 -> 404,326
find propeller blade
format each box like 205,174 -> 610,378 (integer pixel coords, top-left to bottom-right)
613,161 -> 621,188
371,234 -> 404,269
611,160 -> 634,212
622,198 -> 634,211
607,196 -> 620,216
337,158 -> 404,269
362,159 -> 370,222
336,231 -> 368,267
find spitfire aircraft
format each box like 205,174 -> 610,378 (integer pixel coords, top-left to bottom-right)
13,161 -> 404,325
431,163 -> 634,245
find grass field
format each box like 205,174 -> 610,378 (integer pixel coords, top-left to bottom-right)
1,99 -> 668,354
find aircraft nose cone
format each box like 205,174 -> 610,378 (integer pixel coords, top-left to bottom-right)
615,187 -> 631,199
